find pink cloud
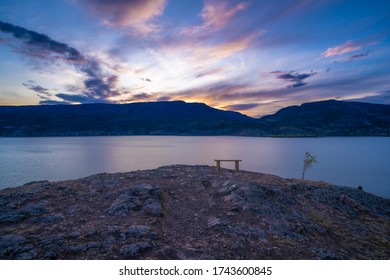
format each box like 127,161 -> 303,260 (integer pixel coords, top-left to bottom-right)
322,41 -> 362,57
79,0 -> 167,31
182,0 -> 248,35
197,35 -> 253,60
201,0 -> 248,30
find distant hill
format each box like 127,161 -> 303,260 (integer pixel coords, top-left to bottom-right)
258,100 -> 390,136
0,101 -> 254,136
1,99 -> 389,137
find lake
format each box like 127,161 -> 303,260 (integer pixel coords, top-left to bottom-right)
0,136 -> 389,198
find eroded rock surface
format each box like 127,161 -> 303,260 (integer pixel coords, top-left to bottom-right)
0,165 -> 389,259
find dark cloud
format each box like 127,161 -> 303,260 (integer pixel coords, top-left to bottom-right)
83,75 -> 121,99
124,93 -> 151,102
0,20 -> 84,63
349,51 -> 370,60
140,78 -> 152,82
224,103 -> 260,111
348,89 -> 390,104
22,81 -> 51,96
55,93 -> 109,103
39,100 -> 70,105
0,20 -> 120,104
156,95 -> 171,101
273,71 -> 317,88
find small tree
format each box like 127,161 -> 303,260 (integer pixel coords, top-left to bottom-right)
302,152 -> 317,179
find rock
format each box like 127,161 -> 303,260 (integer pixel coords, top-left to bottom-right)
127,225 -> 151,237
149,232 -> 158,240
340,193 -> 370,212
131,184 -> 160,197
0,196 -> 7,206
0,211 -> 25,223
207,217 -> 222,228
67,230 -> 81,238
0,234 -> 35,259
40,214 -> 64,223
120,242 -> 151,257
1,165 -> 389,260
16,251 -> 37,260
106,184 -> 161,216
68,244 -> 87,254
144,200 -> 161,216
225,223 -> 268,243
42,235 -> 68,254
156,246 -> 186,260
86,229 -> 98,237
119,233 -> 126,241
105,192 -> 141,216
315,248 -> 346,260
103,235 -> 116,249
68,241 -> 105,255
20,201 -> 48,216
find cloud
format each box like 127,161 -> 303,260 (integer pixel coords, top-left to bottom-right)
0,20 -> 85,63
0,20 -> 120,103
196,67 -> 223,78
182,0 -> 249,38
79,0 -> 167,32
322,40 -> 364,57
200,0 -> 248,31
124,92 -> 152,102
55,93 -> 108,103
156,95 -> 171,101
273,71 -> 317,88
348,89 -> 390,104
22,81 -> 51,96
224,103 -> 260,111
349,51 -> 370,60
191,32 -> 258,63
39,100 -> 70,105
83,75 -> 121,99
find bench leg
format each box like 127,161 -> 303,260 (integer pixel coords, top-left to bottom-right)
216,161 -> 221,171
235,161 -> 239,172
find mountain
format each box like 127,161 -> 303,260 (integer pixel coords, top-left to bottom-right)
1,99 -> 389,137
0,101 -> 254,136
258,100 -> 390,136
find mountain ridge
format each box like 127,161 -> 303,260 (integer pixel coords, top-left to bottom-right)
1,99 -> 389,137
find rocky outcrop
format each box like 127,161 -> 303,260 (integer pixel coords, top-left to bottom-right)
0,165 -> 389,259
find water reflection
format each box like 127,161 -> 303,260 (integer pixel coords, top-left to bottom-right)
0,136 -> 389,198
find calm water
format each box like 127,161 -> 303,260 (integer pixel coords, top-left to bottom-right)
0,136 -> 389,198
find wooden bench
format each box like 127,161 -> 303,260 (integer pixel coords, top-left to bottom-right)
215,160 -> 242,172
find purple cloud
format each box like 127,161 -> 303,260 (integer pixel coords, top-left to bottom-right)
0,20 -> 121,104
39,100 -> 70,105
22,81 -> 51,96
124,93 -> 152,102
349,51 -> 370,60
273,71 -> 317,88
0,20 -> 85,63
78,0 -> 167,32
224,103 -> 260,111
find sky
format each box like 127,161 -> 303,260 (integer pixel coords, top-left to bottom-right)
0,0 -> 389,117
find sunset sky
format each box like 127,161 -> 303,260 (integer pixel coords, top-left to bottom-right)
0,0 -> 389,117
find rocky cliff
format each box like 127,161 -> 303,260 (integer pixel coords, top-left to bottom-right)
1,165 -> 389,259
